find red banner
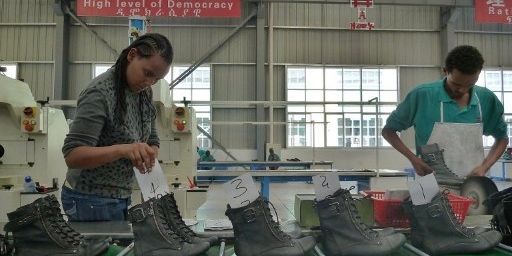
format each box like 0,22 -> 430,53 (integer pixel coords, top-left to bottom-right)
475,0 -> 512,24
76,0 -> 241,18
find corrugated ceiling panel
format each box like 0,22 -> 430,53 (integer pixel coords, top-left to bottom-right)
18,63 -> 54,100
213,65 -> 256,101
212,109 -> 256,148
275,30 -> 440,65
0,26 -> 55,61
68,64 -> 94,99
0,0 -> 55,23
455,33 -> 512,67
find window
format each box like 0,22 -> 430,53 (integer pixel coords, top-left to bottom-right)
165,66 -> 212,148
287,67 -> 398,148
93,64 -> 213,148
0,63 -> 17,79
93,64 -> 112,78
477,70 -> 512,147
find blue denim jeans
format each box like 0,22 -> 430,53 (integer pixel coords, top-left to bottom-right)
61,186 -> 130,222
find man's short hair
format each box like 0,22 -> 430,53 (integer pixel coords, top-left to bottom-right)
444,45 -> 484,75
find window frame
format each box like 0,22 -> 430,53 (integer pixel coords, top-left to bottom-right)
285,65 -> 399,149
0,63 -> 18,79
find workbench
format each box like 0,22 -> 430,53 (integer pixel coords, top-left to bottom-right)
197,160 -> 334,170
197,168 -> 407,199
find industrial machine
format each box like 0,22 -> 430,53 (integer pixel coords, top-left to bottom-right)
131,79 -> 207,219
0,74 -> 69,223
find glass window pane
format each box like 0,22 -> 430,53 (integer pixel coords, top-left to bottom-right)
494,92 -> 503,103
326,68 -> 343,89
173,67 -> 192,87
325,90 -> 343,102
288,68 -> 305,89
193,67 -> 210,88
344,105 -> 360,113
306,90 -> 324,101
485,71 -> 502,91
193,89 -> 210,101
380,69 -> 398,90
306,68 -> 323,89
380,105 -> 397,113
326,114 -> 344,146
325,104 -> 343,112
343,90 -> 361,102
288,105 -> 305,112
504,71 -> 512,91
343,68 -> 361,90
362,69 -> 379,90
1,64 -> 17,79
380,91 -> 398,102
306,105 -> 324,113
362,90 -> 379,102
476,72 -> 486,87
192,105 -> 210,112
288,90 -> 305,101
504,93 -> 512,113
94,64 -> 112,78
173,89 -> 192,102
344,114 -> 361,148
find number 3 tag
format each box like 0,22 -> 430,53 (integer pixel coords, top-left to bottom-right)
223,173 -> 260,208
313,173 -> 341,201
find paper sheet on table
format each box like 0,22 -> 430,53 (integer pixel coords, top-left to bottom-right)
133,161 -> 170,201
407,173 -> 440,205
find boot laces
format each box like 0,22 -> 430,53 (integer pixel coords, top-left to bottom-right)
263,199 -> 291,241
441,190 -> 474,237
341,187 -> 378,239
155,202 -> 185,243
165,196 -> 196,237
46,199 -> 83,246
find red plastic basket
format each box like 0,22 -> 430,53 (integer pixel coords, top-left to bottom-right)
363,191 -> 473,228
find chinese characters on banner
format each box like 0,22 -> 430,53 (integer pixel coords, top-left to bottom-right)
475,0 -> 512,24
76,0 -> 241,18
349,0 -> 375,30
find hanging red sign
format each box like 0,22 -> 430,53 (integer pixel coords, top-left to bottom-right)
474,0 -> 512,24
76,0 -> 241,18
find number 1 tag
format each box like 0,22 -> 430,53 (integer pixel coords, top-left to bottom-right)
313,173 -> 342,201
223,173 -> 259,209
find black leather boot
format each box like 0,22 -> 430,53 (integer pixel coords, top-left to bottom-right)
3,195 -> 110,256
128,198 -> 210,256
160,193 -> 218,245
315,189 -> 406,256
225,196 -> 316,256
403,192 -> 502,255
419,143 -> 465,186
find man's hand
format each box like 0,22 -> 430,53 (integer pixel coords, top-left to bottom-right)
469,165 -> 488,177
410,157 -> 434,176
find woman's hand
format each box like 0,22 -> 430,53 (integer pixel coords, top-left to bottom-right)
120,143 -> 157,174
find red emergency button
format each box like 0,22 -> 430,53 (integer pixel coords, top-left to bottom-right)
25,125 -> 34,132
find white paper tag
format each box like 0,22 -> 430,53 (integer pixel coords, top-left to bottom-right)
222,173 -> 259,208
134,161 -> 170,201
407,173 -> 440,205
313,173 -> 342,201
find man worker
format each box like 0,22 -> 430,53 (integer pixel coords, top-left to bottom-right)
268,148 -> 281,170
382,45 -> 508,178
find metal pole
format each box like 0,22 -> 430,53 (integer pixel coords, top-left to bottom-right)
170,8 -> 258,90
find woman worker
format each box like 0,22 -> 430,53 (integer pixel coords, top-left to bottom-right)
61,33 -> 173,221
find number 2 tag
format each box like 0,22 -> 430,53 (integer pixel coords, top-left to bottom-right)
223,173 -> 259,208
313,173 -> 341,201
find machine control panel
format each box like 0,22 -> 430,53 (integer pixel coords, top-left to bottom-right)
21,107 -> 44,133
171,106 -> 191,133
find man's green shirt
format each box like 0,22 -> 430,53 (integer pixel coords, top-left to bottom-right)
384,79 -> 507,154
